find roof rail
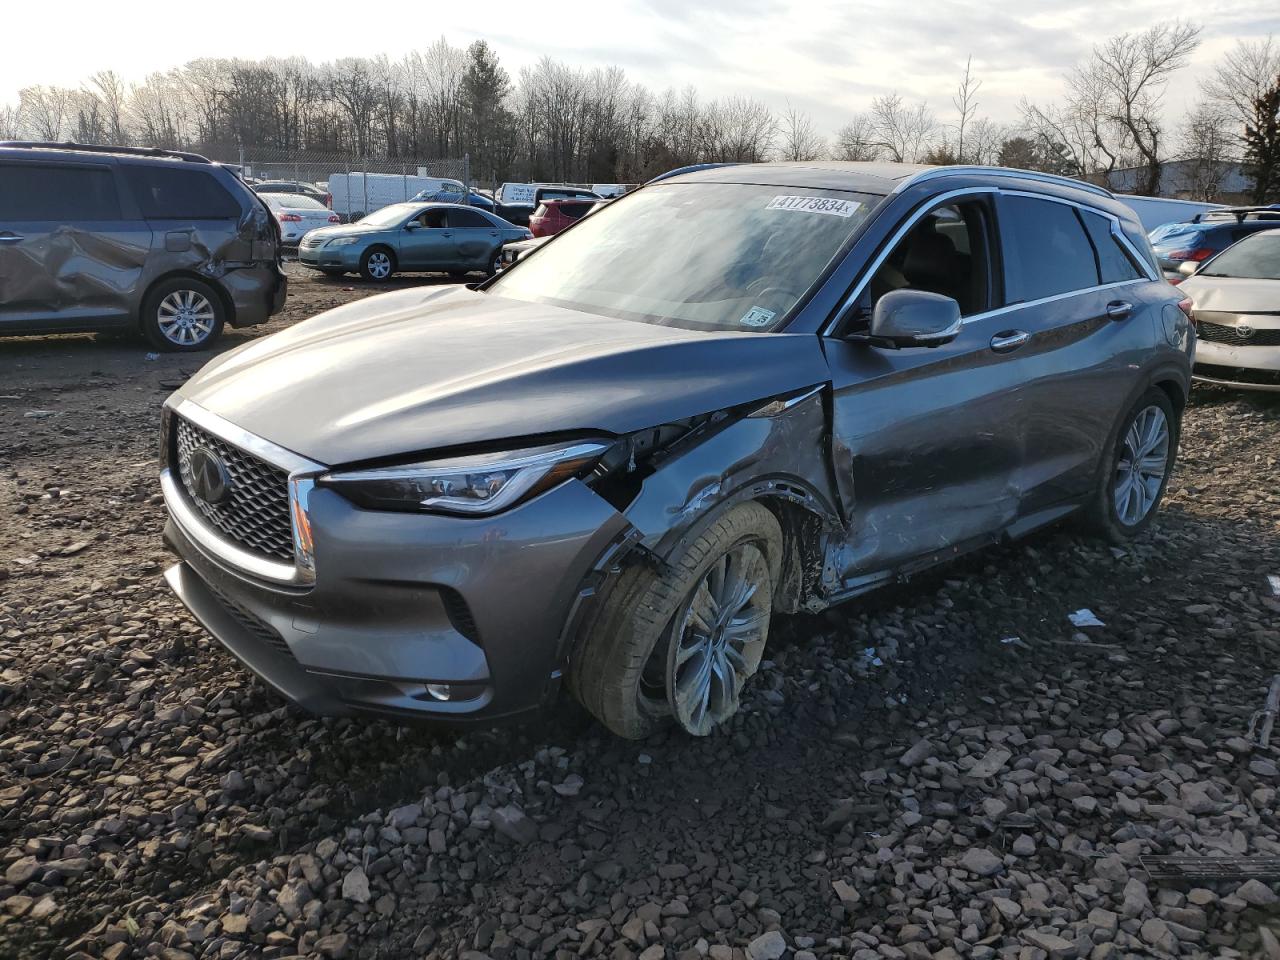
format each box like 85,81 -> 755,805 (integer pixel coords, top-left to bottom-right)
0,141 -> 212,164
895,165 -> 1113,199
1198,205 -> 1280,223
647,162 -> 741,184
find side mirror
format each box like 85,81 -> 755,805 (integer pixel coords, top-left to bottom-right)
404,221 -> 421,231
1178,260 -> 1199,278
865,289 -> 962,348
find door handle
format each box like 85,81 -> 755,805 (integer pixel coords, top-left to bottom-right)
0,232 -> 24,244
1106,300 -> 1134,321
441,231 -> 453,237
990,330 -> 1030,353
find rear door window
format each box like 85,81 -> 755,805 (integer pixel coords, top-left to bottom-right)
1079,211 -> 1143,283
999,195 -> 1099,302
0,163 -> 122,221
447,209 -> 493,229
123,166 -> 241,219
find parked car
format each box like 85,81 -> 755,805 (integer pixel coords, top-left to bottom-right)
297,202 -> 530,280
0,141 -> 285,351
254,179 -> 332,208
1151,206 -> 1280,278
1117,195 -> 1222,232
260,193 -> 340,247
495,235 -> 549,272
528,197 -> 605,237
327,173 -> 466,222
495,183 -> 601,226
410,186 -> 496,211
1177,228 -> 1280,391
159,162 -> 1190,738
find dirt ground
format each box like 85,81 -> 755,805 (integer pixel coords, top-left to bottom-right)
2,265 -> 1280,960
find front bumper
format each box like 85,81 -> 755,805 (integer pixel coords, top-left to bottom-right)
1193,335 -> 1280,392
162,456 -> 629,721
299,243 -> 362,270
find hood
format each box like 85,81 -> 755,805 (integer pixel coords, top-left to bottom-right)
302,223 -> 388,241
1181,275 -> 1280,313
176,288 -> 829,465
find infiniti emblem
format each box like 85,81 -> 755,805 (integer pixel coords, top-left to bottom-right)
188,446 -> 233,505
1236,323 -> 1255,339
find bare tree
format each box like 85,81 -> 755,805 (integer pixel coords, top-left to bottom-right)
88,70 -> 129,144
1202,36 -> 1280,134
780,101 -> 824,161
868,93 -> 937,162
1083,22 -> 1202,194
18,85 -> 76,140
0,102 -> 22,140
952,56 -> 981,163
1178,101 -> 1234,200
834,114 -> 879,161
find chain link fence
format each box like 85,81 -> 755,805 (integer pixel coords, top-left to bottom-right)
202,146 -> 471,221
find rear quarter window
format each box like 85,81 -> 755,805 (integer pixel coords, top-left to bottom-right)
0,163 -> 122,221
123,166 -> 242,219
1080,210 -> 1143,283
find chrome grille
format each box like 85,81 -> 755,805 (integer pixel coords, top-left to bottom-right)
300,234 -> 324,249
1196,320 -> 1280,347
175,418 -> 295,564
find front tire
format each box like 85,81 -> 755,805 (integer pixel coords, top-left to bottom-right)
1084,387 -> 1178,542
359,247 -> 395,282
140,278 -> 225,351
320,269 -> 346,278
568,502 -> 782,739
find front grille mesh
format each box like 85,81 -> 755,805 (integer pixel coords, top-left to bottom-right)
175,418 -> 295,564
1196,320 -> 1280,347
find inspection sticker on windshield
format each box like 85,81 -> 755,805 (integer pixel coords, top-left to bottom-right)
739,306 -> 776,327
766,195 -> 861,217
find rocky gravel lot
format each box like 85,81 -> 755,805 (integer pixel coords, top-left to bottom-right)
2,264 -> 1280,960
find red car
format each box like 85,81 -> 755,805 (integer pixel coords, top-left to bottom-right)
528,198 -> 603,237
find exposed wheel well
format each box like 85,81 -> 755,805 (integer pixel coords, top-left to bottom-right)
139,272 -> 234,330
755,495 -> 832,615
1154,378 -> 1186,415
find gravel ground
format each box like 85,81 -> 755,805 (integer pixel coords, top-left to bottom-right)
2,265 -> 1279,960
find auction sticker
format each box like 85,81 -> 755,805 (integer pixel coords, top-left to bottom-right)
739,306 -> 776,327
766,195 -> 860,217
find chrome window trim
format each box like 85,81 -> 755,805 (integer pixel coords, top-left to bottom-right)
163,398 -> 323,587
893,166 -> 1114,199
824,184 -> 1159,337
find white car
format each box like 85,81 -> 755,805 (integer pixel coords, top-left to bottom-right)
260,193 -> 339,246
1179,228 -> 1280,391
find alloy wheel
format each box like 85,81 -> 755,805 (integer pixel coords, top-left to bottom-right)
367,251 -> 392,279
1113,404 -> 1170,526
665,542 -> 772,736
156,290 -> 216,347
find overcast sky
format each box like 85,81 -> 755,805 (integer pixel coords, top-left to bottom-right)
2,0 -> 1276,136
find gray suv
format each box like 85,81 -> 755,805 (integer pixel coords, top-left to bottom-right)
0,142 -> 286,350
159,162 -> 1193,738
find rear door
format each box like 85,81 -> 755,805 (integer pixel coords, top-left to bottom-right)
991,192 -> 1159,515
446,208 -> 502,268
0,159 -> 151,331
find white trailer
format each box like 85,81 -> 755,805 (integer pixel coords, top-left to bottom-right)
328,173 -> 465,221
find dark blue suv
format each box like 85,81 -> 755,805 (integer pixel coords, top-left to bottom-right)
1151,206 -> 1280,278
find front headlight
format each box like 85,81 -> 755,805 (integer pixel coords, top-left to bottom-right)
326,237 -> 360,247
321,441 -> 609,515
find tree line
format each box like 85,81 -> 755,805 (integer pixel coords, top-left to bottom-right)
2,28 -> 1277,201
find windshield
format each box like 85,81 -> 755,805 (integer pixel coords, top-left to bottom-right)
1200,232 -> 1280,280
487,182 -> 878,332
358,204 -> 417,227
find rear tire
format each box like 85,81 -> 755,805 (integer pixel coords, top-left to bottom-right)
1083,387 -> 1178,542
568,502 -> 782,739
359,247 -> 395,282
140,277 -> 225,352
